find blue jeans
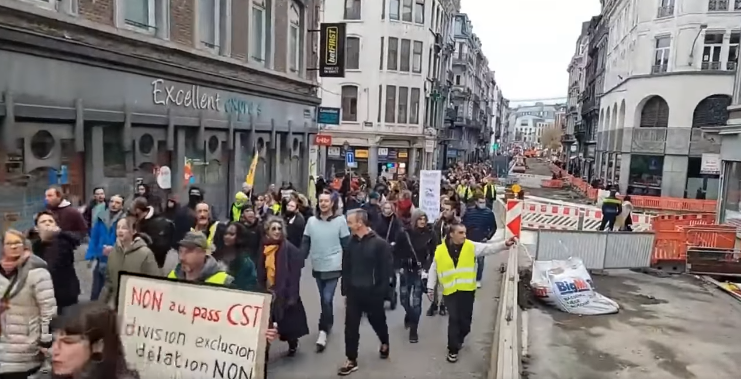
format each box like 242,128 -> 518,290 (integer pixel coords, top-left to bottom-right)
476,256 -> 485,282
399,270 -> 423,325
90,260 -> 106,301
315,277 -> 339,332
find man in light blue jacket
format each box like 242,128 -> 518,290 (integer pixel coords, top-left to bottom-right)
85,195 -> 125,300
300,191 -> 350,352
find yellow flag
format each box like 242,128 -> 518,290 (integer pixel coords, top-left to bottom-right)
245,151 -> 259,186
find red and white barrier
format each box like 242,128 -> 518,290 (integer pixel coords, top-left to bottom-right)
522,203 -> 581,230
506,199 -> 523,239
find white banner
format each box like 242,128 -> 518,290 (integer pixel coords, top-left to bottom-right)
701,153 -> 721,175
419,170 -> 442,223
117,273 -> 272,379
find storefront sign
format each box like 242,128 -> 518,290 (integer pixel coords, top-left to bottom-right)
328,147 -> 341,156
378,148 -> 389,156
319,23 -> 346,78
151,79 -> 261,117
425,140 -> 435,153
355,149 -> 369,158
398,151 -> 408,159
701,153 -> 721,175
314,135 -> 332,146
317,107 -> 341,125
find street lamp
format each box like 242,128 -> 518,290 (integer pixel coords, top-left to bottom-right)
343,141 -> 350,173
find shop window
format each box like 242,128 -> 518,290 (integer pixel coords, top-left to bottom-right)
686,157 -> 719,199
30,131 -> 55,160
205,159 -> 222,184
139,134 -> 154,155
208,136 -> 220,154
103,127 -> 126,178
721,160 -> 741,224
185,129 -> 206,184
627,155 -> 663,196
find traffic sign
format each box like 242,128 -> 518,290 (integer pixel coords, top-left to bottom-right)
346,151 -> 357,168
511,184 -> 521,193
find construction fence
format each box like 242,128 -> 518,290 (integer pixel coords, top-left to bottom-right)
534,230 -> 655,270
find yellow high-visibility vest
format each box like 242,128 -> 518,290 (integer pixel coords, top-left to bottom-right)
484,184 -> 496,197
456,185 -> 472,199
434,240 -> 477,296
167,270 -> 229,284
270,203 -> 281,215
191,222 -> 219,251
231,204 -> 243,222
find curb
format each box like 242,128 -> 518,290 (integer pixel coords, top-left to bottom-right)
488,245 -> 522,379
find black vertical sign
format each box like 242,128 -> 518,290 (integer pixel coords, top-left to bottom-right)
319,23 -> 346,78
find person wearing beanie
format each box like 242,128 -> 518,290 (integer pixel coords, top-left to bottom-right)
362,192 -> 382,225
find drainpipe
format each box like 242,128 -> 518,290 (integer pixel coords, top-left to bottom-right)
688,24 -> 708,66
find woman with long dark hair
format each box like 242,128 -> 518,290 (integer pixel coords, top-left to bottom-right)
256,217 -> 309,356
40,302 -> 138,379
212,222 -> 259,292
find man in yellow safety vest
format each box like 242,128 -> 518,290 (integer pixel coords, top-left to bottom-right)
191,202 -> 222,253
426,223 -> 515,363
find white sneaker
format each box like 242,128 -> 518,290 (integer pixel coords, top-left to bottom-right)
316,331 -> 327,352
476,281 -> 482,289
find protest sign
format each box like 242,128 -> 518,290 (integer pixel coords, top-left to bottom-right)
419,170 -> 441,222
117,273 -> 272,379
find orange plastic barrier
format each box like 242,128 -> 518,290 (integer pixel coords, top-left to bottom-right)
549,164 -> 717,213
650,212 -> 736,266
540,179 -> 564,189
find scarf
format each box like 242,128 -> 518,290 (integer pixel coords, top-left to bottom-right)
263,244 -> 279,288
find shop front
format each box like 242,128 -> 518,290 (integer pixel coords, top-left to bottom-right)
0,49 -> 318,225
378,148 -> 409,180
324,146 -> 369,178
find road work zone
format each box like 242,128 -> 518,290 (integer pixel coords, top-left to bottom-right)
525,271 -> 741,379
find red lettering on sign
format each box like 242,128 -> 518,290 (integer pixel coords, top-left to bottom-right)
131,287 -> 163,312
191,306 -> 222,324
226,303 -> 263,328
314,135 -> 332,146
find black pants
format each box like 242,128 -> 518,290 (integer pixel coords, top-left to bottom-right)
599,215 -> 616,231
345,290 -> 389,361
444,291 -> 476,354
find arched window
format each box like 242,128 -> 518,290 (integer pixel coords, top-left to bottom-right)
341,86 -> 359,122
639,96 -> 669,128
692,94 -> 732,127
289,2 -> 302,73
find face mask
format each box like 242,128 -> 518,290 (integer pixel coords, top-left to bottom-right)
477,203 -> 487,209
383,210 -> 393,216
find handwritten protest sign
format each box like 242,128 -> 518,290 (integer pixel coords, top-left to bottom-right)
117,273 -> 272,379
419,170 -> 441,222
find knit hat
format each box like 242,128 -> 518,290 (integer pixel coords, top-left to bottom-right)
178,231 -> 209,250
369,192 -> 380,200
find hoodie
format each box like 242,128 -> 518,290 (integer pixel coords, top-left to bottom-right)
99,237 -> 160,305
403,210 -> 436,270
169,255 -> 235,285
48,199 -> 87,239
32,231 -> 81,308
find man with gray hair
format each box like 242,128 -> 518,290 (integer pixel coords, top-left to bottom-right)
338,209 -> 392,375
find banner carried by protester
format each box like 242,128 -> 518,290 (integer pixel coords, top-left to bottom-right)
419,170 -> 441,222
117,273 -> 272,379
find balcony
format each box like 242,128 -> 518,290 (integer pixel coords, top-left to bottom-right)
656,5 -> 674,18
689,128 -> 721,155
729,61 -> 738,71
631,127 -> 667,154
651,64 -> 668,74
701,61 -> 722,71
444,108 -> 458,121
561,134 -> 576,143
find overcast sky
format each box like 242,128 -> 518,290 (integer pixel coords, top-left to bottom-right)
461,0 -> 602,102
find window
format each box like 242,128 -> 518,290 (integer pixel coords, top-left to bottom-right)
410,88 -> 420,124
199,0 -> 220,49
412,41 -> 423,73
702,32 -> 724,70
402,0 -> 412,21
400,39 -> 411,72
398,87 -> 409,123
385,85 -> 397,123
455,75 -> 461,85
414,0 -> 425,24
389,0 -> 400,20
729,32 -> 740,70
346,37 -> 361,70
124,0 -> 156,31
341,86 -> 358,122
251,0 -> 269,65
653,36 -> 670,73
708,0 -> 738,11
381,0 -> 386,19
380,37 -> 385,69
378,85 -> 383,122
344,0 -> 361,20
388,37 -> 399,70
289,3 -> 302,73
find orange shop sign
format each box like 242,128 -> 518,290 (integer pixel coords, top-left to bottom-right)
355,149 -> 369,158
314,135 -> 332,146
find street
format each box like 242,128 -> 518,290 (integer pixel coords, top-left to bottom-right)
73,247 -> 507,378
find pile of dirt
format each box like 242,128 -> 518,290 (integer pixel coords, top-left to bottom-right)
518,267 -> 537,310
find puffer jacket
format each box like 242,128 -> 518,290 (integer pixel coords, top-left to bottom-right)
99,236 -> 161,306
0,255 -> 56,374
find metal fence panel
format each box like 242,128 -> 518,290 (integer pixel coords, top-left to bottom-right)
604,232 -> 654,269
535,230 -> 607,270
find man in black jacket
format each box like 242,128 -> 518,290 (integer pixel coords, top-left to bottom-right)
338,209 -> 392,376
131,197 -> 175,269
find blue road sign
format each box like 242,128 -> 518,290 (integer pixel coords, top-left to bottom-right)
346,151 -> 355,164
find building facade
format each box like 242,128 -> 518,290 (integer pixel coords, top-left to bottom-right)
317,0 -> 457,179
509,103 -> 559,147
0,0 -> 320,229
596,0 -> 736,198
578,14 -> 606,183
564,21 -> 590,167
441,12 -> 494,167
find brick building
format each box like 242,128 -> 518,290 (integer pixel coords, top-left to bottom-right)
0,0 -> 321,228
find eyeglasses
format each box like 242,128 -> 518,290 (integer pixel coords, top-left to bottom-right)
270,226 -> 283,231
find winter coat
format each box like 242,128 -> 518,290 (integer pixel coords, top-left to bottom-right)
34,360 -> 140,379
284,212 -> 306,249
0,255 -> 56,374
82,200 -> 106,232
32,232 -> 81,308
85,210 -> 126,263
99,237 -> 161,306
256,240 -> 309,341
48,200 -> 87,239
